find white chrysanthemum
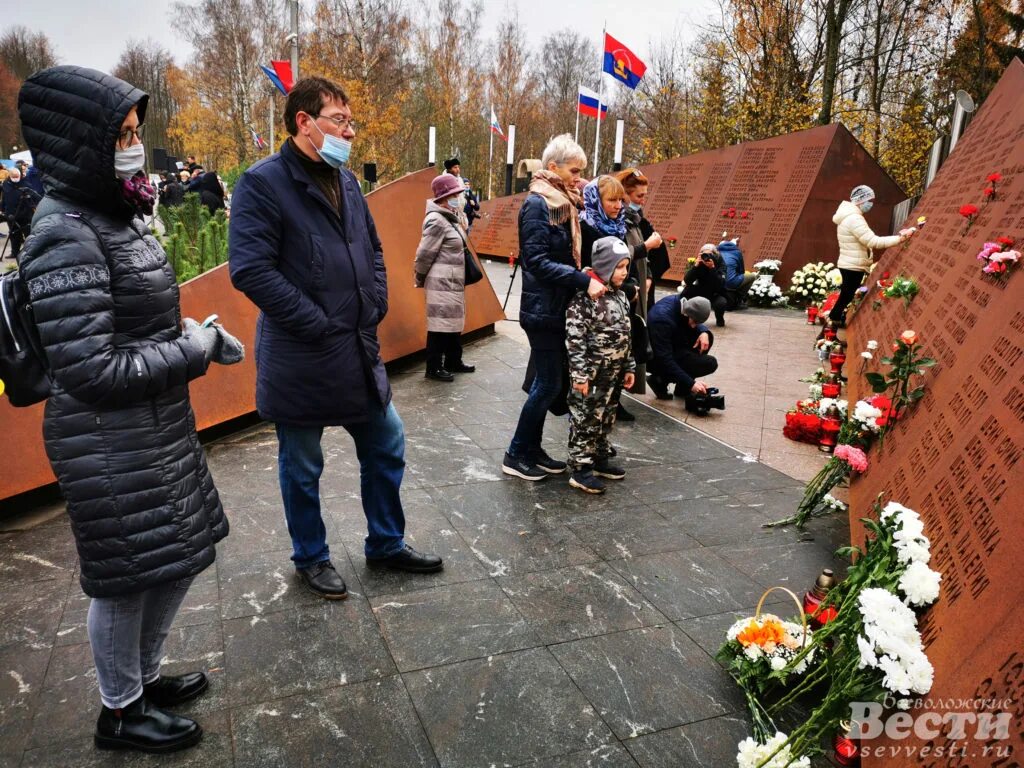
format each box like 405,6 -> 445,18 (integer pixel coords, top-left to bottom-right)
880,501 -> 917,521
899,561 -> 941,606
867,339 -> 879,350
853,400 -> 883,431
770,656 -> 787,671
736,733 -> 811,768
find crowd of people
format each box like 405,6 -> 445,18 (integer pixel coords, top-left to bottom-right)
4,59 -> 912,755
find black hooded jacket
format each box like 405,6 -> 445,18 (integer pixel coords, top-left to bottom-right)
197,171 -> 225,215
16,66 -> 228,598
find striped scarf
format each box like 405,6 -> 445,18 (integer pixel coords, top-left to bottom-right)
529,169 -> 583,268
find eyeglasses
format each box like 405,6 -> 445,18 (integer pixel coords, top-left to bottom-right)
314,113 -> 357,131
117,124 -> 145,148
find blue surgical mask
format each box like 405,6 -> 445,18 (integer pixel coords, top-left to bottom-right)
310,120 -> 352,168
629,202 -> 642,212
446,197 -> 462,210
860,201 -> 874,213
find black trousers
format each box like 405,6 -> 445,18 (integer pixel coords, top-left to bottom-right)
426,331 -> 463,372
828,269 -> 864,323
6,221 -> 28,260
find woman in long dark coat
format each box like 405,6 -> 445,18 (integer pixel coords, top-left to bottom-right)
17,65 -> 240,754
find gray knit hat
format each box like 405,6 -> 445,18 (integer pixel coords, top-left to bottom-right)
591,236 -> 630,283
850,185 -> 875,205
680,296 -> 711,323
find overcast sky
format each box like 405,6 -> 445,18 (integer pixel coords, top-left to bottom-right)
7,0 -> 721,73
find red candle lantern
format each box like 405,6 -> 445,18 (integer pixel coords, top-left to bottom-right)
832,721 -> 861,766
806,306 -> 818,324
828,350 -> 847,375
819,417 -> 841,452
823,326 -> 837,342
821,381 -> 841,398
803,569 -> 838,627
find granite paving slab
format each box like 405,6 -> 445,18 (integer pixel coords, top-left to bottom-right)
550,626 -> 742,740
231,676 -> 438,768
371,579 -> 539,672
403,648 -> 614,768
622,713 -> 751,767
497,563 -> 667,645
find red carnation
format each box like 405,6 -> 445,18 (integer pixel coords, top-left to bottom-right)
721,210 -> 729,217
984,187 -> 995,198
882,271 -> 891,279
741,211 -> 749,219
987,172 -> 1003,183
997,236 -> 1014,247
959,204 -> 979,217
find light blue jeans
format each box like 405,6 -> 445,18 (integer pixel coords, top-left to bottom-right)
86,576 -> 194,709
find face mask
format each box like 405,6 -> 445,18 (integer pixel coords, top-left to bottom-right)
446,197 -> 462,210
114,142 -> 146,179
629,202 -> 642,211
860,201 -> 874,213
310,120 -> 352,168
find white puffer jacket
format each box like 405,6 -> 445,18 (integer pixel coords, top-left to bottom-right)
833,200 -> 901,272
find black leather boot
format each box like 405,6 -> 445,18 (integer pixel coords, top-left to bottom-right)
94,695 -> 202,753
143,672 -> 209,707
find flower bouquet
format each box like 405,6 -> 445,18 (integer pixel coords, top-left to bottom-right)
976,237 -> 1020,276
765,437 -> 866,528
748,275 -> 787,307
735,498 -> 942,766
787,262 -> 836,307
872,274 -> 919,310
753,259 -> 782,275
783,408 -> 822,445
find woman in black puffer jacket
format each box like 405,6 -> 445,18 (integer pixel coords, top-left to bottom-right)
17,66 -> 238,754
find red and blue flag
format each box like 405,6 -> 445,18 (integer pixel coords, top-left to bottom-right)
603,33 -> 646,90
261,60 -> 294,95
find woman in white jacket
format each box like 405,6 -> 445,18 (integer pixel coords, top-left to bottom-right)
828,185 -> 913,326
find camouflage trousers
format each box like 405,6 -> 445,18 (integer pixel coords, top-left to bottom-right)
566,365 -> 626,471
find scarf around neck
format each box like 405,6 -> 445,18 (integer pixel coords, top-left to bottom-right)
530,169 -> 583,268
580,179 -> 626,239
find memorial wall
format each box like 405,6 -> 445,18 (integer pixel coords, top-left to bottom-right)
0,167 -> 505,502
847,59 -> 1024,766
470,123 -> 905,286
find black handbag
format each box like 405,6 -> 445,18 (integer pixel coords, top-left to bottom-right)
447,219 -> 484,285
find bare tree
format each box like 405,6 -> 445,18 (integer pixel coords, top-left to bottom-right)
0,26 -> 58,80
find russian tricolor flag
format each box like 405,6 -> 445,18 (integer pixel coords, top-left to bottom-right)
261,60 -> 294,95
490,107 -> 506,140
578,86 -> 608,120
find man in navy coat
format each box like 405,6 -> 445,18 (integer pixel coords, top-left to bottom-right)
229,77 -> 442,599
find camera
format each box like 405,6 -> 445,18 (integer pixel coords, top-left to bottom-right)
684,386 -> 725,415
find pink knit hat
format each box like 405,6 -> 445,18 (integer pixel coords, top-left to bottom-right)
431,174 -> 467,202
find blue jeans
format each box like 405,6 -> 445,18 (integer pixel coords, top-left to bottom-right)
87,576 -> 194,709
276,402 -> 407,565
508,347 -> 564,458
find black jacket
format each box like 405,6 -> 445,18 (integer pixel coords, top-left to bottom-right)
647,294 -> 714,391
683,260 -> 726,301
517,193 -> 590,349
17,65 -> 227,598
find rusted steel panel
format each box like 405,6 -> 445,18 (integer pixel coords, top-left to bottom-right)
0,166 -> 504,501
847,59 -> 1024,767
471,123 -> 904,287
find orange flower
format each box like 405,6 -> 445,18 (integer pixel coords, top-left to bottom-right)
736,617 -> 787,648
900,330 -> 917,346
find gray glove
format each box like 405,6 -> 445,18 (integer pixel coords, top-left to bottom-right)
213,324 -> 245,365
182,317 -> 221,364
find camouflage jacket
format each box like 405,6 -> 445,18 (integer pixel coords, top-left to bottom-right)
565,284 -> 635,383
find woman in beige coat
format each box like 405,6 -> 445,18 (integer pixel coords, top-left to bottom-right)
414,174 -> 476,381
828,184 -> 913,326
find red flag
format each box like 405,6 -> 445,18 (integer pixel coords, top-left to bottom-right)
271,60 -> 294,93
603,34 -> 646,89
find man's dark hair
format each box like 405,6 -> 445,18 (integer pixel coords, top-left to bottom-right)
284,77 -> 350,136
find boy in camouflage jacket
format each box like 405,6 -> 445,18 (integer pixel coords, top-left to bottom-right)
566,237 -> 636,494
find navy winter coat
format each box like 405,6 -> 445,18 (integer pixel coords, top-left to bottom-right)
228,140 -> 391,426
718,241 -> 745,290
517,193 -> 591,349
647,294 -> 714,390
17,66 -> 227,598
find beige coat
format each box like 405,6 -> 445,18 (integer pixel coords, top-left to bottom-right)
833,200 -> 901,272
414,201 -> 467,333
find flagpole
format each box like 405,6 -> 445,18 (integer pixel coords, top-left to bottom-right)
574,83 -> 581,143
488,105 -> 495,201
593,24 -> 606,175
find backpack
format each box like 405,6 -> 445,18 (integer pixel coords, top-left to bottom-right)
0,208 -> 109,407
0,268 -> 52,406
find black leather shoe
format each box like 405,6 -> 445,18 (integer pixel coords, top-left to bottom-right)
367,544 -> 444,573
143,673 -> 209,707
448,362 -> 476,373
616,403 -> 635,422
95,696 -> 202,753
425,368 -> 455,382
296,560 -> 348,599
